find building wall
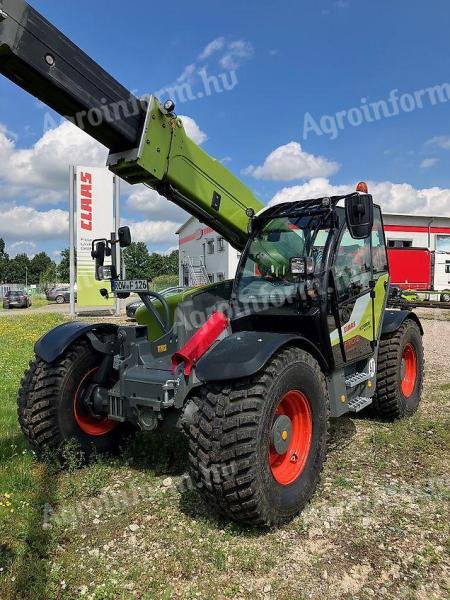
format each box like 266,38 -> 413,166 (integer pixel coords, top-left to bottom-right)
177,217 -> 235,285
382,213 -> 450,251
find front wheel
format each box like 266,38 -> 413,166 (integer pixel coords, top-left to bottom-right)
55,295 -> 65,304
373,319 -> 424,420
188,347 -> 330,527
18,339 -> 128,459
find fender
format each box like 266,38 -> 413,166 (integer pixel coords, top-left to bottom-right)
35,321 -> 118,364
381,309 -> 423,336
195,331 -> 329,382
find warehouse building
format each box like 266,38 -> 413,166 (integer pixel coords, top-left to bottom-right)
177,212 -> 450,291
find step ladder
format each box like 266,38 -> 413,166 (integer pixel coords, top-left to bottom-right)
184,256 -> 210,286
345,371 -> 371,388
348,396 -> 373,412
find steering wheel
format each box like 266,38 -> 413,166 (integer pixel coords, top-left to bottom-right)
138,290 -> 171,333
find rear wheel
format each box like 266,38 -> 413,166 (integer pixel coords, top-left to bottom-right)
188,347 -> 329,527
440,292 -> 450,303
55,295 -> 65,304
18,339 -> 127,459
373,319 -> 424,420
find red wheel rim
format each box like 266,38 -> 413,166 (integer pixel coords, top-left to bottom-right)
400,343 -> 417,398
269,390 -> 313,486
73,368 -> 117,436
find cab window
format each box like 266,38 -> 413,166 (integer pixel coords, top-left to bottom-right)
372,207 -> 388,274
334,228 -> 371,300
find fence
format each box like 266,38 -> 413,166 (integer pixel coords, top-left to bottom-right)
0,284 -> 45,298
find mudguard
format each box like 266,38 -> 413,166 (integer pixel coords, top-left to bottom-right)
195,331 -> 328,382
35,321 -> 118,364
381,309 -> 423,336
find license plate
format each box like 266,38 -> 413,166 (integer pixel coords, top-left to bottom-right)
112,279 -> 149,292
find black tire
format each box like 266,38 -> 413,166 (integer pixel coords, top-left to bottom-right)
55,295 -> 65,304
17,339 -> 127,459
188,347 -> 330,527
440,292 -> 450,303
373,319 -> 424,421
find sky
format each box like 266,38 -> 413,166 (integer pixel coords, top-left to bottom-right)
1,0 -> 450,260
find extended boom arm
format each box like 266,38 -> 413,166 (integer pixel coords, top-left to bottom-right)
0,0 -> 263,250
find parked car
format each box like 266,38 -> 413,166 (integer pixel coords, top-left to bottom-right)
126,286 -> 188,319
3,290 -> 32,309
46,287 -> 77,304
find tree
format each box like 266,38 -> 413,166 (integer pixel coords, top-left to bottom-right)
0,238 -> 9,283
165,250 -> 179,275
39,262 -> 58,292
29,252 -> 52,285
123,242 -> 151,279
7,253 -> 30,284
57,248 -> 76,283
148,252 -> 165,278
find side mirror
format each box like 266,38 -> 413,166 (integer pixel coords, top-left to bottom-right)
92,241 -> 106,281
118,226 -> 131,248
345,193 -> 373,239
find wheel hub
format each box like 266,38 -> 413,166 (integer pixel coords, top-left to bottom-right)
400,343 -> 417,398
271,414 -> 292,455
269,390 -> 313,486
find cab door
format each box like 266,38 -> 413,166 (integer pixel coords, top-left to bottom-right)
330,225 -> 374,367
329,206 -> 389,367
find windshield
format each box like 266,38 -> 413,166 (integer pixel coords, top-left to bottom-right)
234,214 -> 331,308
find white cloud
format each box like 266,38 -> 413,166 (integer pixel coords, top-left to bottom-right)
121,218 -> 182,244
0,121 -> 107,205
426,135 -> 450,150
219,40 -> 254,71
270,178 -> 450,216
167,37 -> 253,95
127,185 -> 188,221
0,205 -> 69,240
176,63 -> 197,84
335,0 -> 350,8
9,241 -> 38,257
198,37 -> 226,61
243,142 -> 340,181
420,158 -> 439,169
178,115 -> 207,144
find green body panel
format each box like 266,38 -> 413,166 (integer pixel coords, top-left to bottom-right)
108,97 -> 263,251
167,120 -> 262,247
135,287 -> 200,341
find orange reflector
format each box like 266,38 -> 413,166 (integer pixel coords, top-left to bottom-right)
356,181 -> 368,193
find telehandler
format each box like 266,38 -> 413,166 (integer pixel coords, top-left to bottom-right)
1,0 -> 424,526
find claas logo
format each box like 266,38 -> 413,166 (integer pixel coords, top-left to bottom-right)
80,171 -> 93,231
343,320 -> 356,334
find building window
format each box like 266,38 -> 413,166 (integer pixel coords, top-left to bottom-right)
207,273 -> 214,283
436,235 -> 450,252
216,272 -> 225,282
445,261 -> 450,274
387,239 -> 413,248
217,237 -> 225,252
207,240 -> 214,254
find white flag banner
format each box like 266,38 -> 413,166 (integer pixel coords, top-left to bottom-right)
75,166 -> 115,307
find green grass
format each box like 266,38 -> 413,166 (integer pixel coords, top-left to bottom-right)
29,294 -> 50,309
0,314 -> 64,599
0,313 -> 448,600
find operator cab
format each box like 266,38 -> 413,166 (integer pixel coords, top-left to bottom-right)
231,186 -> 389,371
